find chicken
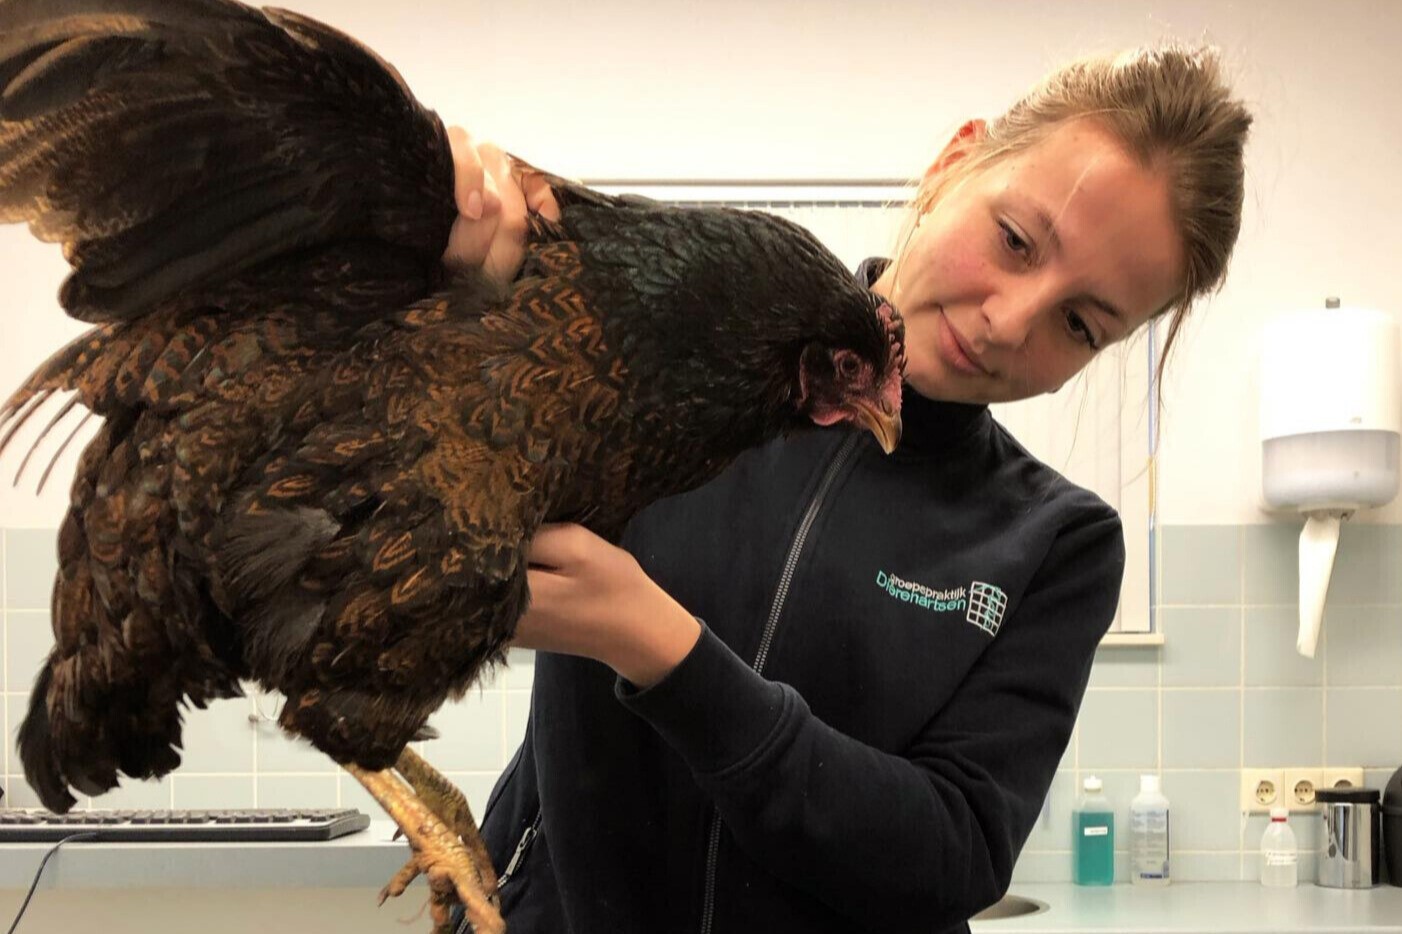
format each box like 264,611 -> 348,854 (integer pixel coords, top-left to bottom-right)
0,1 -> 906,931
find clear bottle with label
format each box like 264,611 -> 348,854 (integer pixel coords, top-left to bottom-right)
1129,774 -> 1171,886
1072,775 -> 1115,885
1260,806 -> 1298,887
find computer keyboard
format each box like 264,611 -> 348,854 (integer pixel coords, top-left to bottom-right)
0,808 -> 371,843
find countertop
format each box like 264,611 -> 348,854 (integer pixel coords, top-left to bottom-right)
971,882 -> 1402,933
2,822 -> 1399,931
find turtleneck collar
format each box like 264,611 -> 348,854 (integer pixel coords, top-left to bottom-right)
855,257 -> 991,458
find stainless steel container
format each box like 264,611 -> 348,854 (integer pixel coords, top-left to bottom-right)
1317,787 -> 1382,889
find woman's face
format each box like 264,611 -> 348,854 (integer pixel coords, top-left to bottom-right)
874,119 -> 1185,404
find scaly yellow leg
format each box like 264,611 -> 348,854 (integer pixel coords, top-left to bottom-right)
393,746 -> 500,900
345,763 -> 504,934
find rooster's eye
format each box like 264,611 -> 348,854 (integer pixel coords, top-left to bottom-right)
837,355 -> 860,379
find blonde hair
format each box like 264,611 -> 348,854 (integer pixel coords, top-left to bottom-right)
911,43 -> 1252,381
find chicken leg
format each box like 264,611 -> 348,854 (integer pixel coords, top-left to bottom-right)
389,746 -> 500,901
346,760 -> 503,934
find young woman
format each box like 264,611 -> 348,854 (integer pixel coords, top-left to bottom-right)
444,44 -> 1251,934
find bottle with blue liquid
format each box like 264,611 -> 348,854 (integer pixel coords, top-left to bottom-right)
1073,775 -> 1115,885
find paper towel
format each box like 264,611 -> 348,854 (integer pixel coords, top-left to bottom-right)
1297,511 -> 1345,658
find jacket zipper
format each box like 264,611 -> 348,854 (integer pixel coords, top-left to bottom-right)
698,432 -> 861,934
454,810 -> 541,934
499,810 -> 542,886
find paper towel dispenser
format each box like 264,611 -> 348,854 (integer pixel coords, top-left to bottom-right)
1259,298 -> 1401,658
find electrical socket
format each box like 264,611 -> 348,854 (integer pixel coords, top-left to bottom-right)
1242,767 -> 1364,813
1283,769 -> 1319,809
1321,767 -> 1365,791
1240,769 -> 1283,812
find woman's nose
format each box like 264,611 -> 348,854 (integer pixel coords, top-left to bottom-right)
982,290 -> 1041,350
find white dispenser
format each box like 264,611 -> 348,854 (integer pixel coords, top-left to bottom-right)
1129,774 -> 1171,886
1259,298 -> 1401,657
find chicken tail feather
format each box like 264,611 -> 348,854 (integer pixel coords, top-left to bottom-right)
17,663 -> 78,813
218,504 -> 341,604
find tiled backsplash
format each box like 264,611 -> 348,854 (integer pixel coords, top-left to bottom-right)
1019,523 -> 1402,884
4,524 -> 1401,884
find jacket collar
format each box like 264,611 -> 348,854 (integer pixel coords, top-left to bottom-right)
855,257 -> 991,458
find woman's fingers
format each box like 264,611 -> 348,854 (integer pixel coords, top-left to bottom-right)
515,561 -> 591,655
443,129 -> 512,274
525,523 -> 589,571
523,172 -> 562,222
443,126 -> 501,272
441,129 -> 554,283
444,212 -> 499,272
446,126 -> 485,219
478,147 -> 531,286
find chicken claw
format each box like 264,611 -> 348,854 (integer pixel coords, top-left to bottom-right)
345,762 -> 504,934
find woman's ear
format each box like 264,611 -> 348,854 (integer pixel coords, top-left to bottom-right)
922,119 -> 988,184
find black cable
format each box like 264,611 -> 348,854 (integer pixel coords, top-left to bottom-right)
6,831 -> 98,934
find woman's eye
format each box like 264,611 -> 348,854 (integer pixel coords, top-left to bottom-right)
1065,309 -> 1101,351
999,221 -> 1032,258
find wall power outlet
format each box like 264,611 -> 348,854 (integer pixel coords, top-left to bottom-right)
1240,767 -> 1365,812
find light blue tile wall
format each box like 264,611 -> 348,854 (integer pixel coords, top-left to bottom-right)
5,524 -> 1401,886
1017,523 -> 1402,884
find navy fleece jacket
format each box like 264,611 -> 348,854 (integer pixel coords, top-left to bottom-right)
463,258 -> 1125,934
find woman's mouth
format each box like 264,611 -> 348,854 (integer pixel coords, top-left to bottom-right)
936,309 -> 989,377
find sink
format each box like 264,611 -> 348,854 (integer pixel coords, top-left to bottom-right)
971,894 -> 1050,921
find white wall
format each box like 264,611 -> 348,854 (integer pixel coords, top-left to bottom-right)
4,0 -> 1401,526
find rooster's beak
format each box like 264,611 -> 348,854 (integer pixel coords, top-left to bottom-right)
852,400 -> 902,454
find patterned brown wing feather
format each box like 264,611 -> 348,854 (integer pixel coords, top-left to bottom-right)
6,7 -> 904,823
0,0 -> 906,820
0,0 -> 457,324
5,259 -> 435,807
215,254 -> 612,769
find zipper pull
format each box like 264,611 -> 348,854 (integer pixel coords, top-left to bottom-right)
499,817 -> 539,885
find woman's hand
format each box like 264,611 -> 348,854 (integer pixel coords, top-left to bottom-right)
514,523 -> 702,689
442,126 -> 561,286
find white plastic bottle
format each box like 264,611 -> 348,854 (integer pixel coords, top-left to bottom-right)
1260,806 -> 1299,887
1129,774 -> 1171,886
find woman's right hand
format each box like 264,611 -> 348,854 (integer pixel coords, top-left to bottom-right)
442,126 -> 561,286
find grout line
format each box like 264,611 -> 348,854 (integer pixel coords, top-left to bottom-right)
1051,768 -> 1274,774
1080,685 -> 1401,692
1238,528 -> 1247,880
157,770 -> 358,778
250,689 -> 260,810
1321,610 -> 1330,764
1023,847 -> 1271,854
1156,602 -> 1402,610
2,666 -> 8,798
1156,599 -> 1163,774
3,534 -> 9,788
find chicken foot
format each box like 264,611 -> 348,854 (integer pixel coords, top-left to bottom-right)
345,762 -> 504,934
390,746 -> 500,901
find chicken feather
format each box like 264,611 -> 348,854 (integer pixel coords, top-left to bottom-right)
0,0 -> 906,829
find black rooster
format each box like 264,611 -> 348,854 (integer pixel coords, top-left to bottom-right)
0,1 -> 905,930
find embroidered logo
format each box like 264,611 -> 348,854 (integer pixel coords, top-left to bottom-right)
966,581 -> 1008,636
874,571 -> 1007,637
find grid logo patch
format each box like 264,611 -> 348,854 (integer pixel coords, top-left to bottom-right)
966,581 -> 1008,636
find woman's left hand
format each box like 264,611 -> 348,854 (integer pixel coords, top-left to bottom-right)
441,126 -> 560,286
514,523 -> 702,688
